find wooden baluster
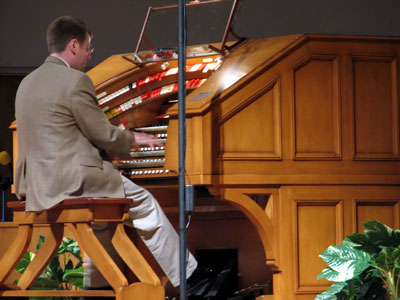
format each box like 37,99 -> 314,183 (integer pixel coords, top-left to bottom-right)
17,223 -> 64,290
75,223 -> 128,290
0,225 -> 32,286
109,222 -> 160,285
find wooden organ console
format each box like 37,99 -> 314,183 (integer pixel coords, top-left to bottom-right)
85,34 -> 400,300
5,33 -> 400,300
89,49 -> 223,179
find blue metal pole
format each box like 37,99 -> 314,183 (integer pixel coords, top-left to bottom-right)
177,0 -> 188,299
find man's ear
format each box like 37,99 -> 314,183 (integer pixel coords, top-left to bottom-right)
68,38 -> 78,55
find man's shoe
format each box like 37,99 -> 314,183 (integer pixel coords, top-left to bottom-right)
187,264 -> 214,296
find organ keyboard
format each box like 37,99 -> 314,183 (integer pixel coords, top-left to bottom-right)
89,55 -> 223,179
96,58 -> 221,129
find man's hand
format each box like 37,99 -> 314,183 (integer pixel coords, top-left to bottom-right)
107,131 -> 163,162
133,131 -> 163,149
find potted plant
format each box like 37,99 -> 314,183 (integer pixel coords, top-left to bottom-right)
316,220 -> 400,300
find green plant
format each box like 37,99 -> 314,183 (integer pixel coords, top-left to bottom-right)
316,220 -> 400,300
15,236 -> 84,300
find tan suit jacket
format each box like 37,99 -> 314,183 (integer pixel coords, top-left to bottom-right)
15,56 -> 133,211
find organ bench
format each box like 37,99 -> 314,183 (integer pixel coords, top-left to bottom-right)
0,198 -> 164,300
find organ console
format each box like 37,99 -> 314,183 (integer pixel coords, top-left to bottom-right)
86,33 -> 400,300
6,2 -> 400,299
91,54 -> 223,179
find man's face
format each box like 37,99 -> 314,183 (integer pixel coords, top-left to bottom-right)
71,33 -> 92,71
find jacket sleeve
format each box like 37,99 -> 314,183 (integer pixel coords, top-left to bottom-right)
69,74 -> 134,155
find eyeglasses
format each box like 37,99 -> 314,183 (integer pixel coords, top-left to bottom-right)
86,46 -> 94,55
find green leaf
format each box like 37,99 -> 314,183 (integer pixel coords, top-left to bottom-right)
390,245 -> 400,271
58,237 -> 81,260
71,277 -> 83,289
375,247 -> 397,270
316,221 -> 398,300
364,267 -> 382,282
36,235 -> 46,252
319,244 -> 371,282
48,256 -> 64,283
363,221 -> 396,248
315,282 -> 347,300
318,268 -> 335,280
394,249 -> 400,269
318,267 -> 355,282
345,233 -> 380,254
391,228 -> 400,243
15,236 -> 84,298
344,274 -> 388,300
31,277 -> 59,290
15,251 -> 34,274
63,266 -> 84,281
63,266 -> 85,289
349,276 -> 373,297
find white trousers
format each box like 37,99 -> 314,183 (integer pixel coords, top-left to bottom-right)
83,174 -> 197,287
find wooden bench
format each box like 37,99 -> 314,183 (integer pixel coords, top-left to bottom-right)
0,198 -> 164,300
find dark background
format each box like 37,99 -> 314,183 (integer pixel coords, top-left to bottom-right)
2,0 -> 400,73
1,0 -> 400,210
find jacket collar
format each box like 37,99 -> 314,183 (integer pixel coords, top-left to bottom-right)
45,56 -> 70,68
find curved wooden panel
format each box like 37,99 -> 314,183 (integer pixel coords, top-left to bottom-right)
218,188 -> 277,270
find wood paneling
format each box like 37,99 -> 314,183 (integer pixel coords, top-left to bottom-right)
355,200 -> 399,231
219,79 -> 282,160
296,200 -> 342,292
7,35 -> 400,300
352,56 -> 399,160
276,186 -> 400,300
292,55 -> 341,160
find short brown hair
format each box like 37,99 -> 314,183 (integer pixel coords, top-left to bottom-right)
46,16 -> 92,54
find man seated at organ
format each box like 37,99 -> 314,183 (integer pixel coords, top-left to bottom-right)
14,15 -> 212,296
